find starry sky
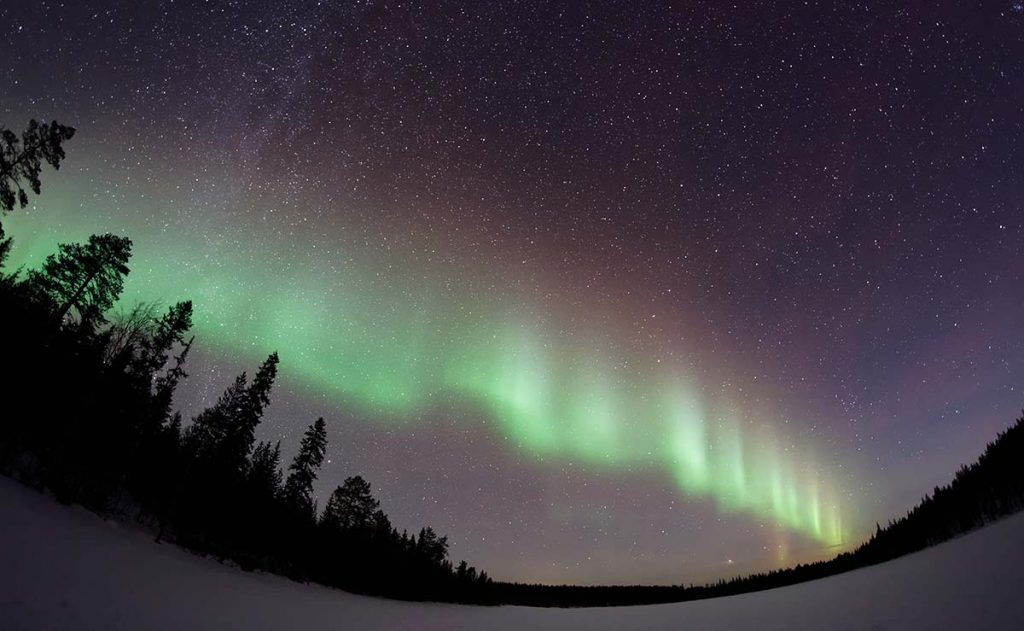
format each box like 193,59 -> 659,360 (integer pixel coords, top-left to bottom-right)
2,1 -> 1023,585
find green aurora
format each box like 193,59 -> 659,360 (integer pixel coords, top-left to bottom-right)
4,173 -> 854,549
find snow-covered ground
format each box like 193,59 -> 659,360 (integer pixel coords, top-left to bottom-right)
1,477 -> 1022,631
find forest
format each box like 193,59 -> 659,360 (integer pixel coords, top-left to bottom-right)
2,119 -> 1023,607
0,120 -> 492,603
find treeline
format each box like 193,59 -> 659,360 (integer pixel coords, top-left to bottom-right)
3,119 -> 1024,608
4,250 -> 1020,611
0,236 -> 492,601
475,417 -> 1024,606
0,121 -> 491,603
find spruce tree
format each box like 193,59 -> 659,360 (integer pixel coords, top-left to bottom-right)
222,353 -> 279,475
135,300 -> 193,380
0,119 -> 75,213
184,353 -> 278,476
152,336 -> 193,425
0,224 -> 11,269
284,417 -> 327,516
416,526 -> 448,564
249,440 -> 283,499
26,233 -> 131,325
321,475 -> 379,532
245,352 -> 279,421
369,508 -> 392,540
185,372 -> 248,459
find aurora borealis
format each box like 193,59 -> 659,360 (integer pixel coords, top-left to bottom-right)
2,1 -> 1023,585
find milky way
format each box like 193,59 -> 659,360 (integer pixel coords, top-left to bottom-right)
2,1 -> 1022,584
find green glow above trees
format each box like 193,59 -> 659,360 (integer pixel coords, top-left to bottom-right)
6,192 -> 855,548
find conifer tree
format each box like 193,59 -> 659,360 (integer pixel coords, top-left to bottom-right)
369,508 -> 393,540
27,233 -> 131,325
416,526 -> 448,564
284,417 -> 327,516
185,372 -> 249,459
245,352 -> 279,421
166,411 -> 183,443
0,225 -> 11,269
186,352 -> 279,476
249,440 -> 283,499
222,352 -> 279,473
321,475 -> 378,532
0,119 -> 75,214
135,300 -> 193,380
152,336 -> 193,424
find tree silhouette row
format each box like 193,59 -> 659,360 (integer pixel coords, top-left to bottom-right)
2,119 -> 1023,607
0,231 -> 492,601
0,121 -> 490,603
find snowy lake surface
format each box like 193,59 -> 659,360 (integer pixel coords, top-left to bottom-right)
2,476 -> 1023,630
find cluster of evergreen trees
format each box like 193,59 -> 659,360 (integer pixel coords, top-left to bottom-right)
476,418 -> 1024,607
2,119 -> 1023,607
0,120 -> 491,603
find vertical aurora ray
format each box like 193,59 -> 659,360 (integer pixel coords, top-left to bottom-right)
2,0 -> 1020,588
4,189 -> 855,548
664,384 -> 711,494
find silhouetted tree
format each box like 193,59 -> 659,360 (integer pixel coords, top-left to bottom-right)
416,526 -> 448,565
250,440 -> 284,499
185,352 -> 278,476
224,352 -> 279,474
0,120 -> 74,276
167,412 -> 183,442
284,417 -> 327,517
26,233 -> 131,325
185,373 -> 249,460
321,475 -> 379,532
103,301 -> 161,365
152,335 -> 193,424
8,138 -> 1022,605
0,225 -> 11,269
0,119 -> 75,213
135,300 -> 193,380
0,122 -> 494,605
369,508 -> 393,541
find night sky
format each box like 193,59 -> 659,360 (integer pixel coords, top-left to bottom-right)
2,1 -> 1023,585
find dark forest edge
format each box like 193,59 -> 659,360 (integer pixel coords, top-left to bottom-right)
1,119 -> 1023,607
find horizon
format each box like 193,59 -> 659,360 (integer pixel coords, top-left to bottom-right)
2,1 -> 1022,586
